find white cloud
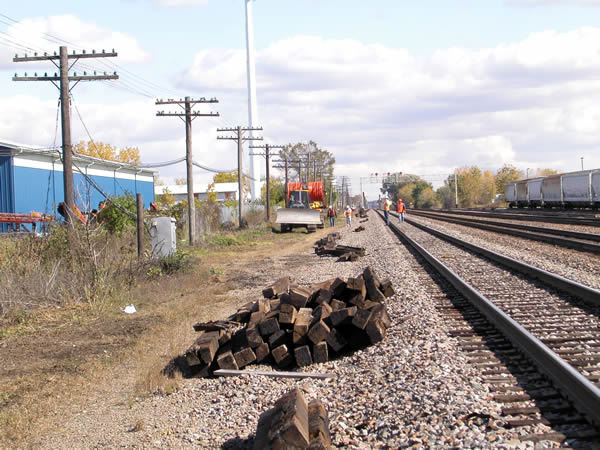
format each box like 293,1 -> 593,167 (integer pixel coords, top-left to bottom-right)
5,26 -> 600,200
512,0 -> 600,5
0,15 -> 150,70
173,28 -> 600,193
153,0 -> 209,6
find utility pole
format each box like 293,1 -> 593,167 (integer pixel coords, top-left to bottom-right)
250,144 -> 285,222
217,127 -> 263,228
13,46 -> 118,225
156,97 -> 219,245
454,171 -> 459,208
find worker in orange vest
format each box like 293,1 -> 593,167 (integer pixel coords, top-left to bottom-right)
344,205 -> 352,227
397,198 -> 406,222
383,196 -> 391,225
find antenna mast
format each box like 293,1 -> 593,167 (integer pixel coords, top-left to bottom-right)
245,0 -> 260,201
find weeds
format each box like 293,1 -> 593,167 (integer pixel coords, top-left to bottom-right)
208,235 -> 240,247
0,222 -> 140,320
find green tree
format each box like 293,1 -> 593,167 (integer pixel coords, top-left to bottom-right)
156,187 -> 175,208
478,170 -> 496,205
495,165 -> 523,193
97,194 -> 136,233
397,184 -> 416,205
436,185 -> 455,209
174,177 -> 187,185
213,172 -> 237,183
279,141 -> 336,183
261,177 -> 286,207
415,185 -> 438,208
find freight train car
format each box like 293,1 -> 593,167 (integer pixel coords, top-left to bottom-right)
505,169 -> 600,208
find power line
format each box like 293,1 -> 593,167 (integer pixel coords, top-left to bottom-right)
156,96 -> 220,245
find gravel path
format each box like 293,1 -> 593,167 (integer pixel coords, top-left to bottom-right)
38,212 -> 530,448
408,215 -> 600,291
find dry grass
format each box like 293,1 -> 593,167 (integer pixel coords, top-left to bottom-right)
0,222 -> 330,447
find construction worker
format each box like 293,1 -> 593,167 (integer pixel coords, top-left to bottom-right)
344,205 -> 352,227
327,205 -> 337,227
383,196 -> 391,225
397,198 -> 406,222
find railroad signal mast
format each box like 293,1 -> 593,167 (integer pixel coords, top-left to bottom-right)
13,46 -> 119,225
156,97 -> 219,245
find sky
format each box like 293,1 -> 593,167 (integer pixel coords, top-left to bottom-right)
1,0 -> 600,201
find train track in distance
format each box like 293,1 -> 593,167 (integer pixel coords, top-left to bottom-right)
406,209 -> 600,254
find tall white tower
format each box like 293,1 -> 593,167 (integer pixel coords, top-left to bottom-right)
245,0 -> 260,200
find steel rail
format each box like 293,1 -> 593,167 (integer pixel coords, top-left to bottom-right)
377,210 -> 600,426
409,209 -> 600,242
414,208 -> 600,227
389,212 -> 600,306
406,210 -> 600,254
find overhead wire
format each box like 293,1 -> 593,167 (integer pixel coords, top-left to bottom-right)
2,11 -> 247,182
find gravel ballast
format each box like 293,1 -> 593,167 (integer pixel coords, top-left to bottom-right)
37,211 -> 529,448
408,215 -> 600,290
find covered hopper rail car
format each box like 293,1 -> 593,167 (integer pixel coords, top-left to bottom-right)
505,169 -> 600,208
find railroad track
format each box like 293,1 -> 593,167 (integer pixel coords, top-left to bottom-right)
412,208 -> 600,228
406,209 -> 600,254
377,210 -> 600,446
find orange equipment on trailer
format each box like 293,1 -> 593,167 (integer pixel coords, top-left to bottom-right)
0,212 -> 53,232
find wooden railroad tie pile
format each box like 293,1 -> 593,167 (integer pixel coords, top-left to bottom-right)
184,266 -> 395,378
254,388 -> 331,449
314,232 -> 366,262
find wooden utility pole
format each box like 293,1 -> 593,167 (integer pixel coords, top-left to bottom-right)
216,127 -> 263,228
250,144 -> 284,222
156,97 -> 219,245
13,46 -> 119,225
136,193 -> 144,259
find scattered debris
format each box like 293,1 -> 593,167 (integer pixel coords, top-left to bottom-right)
254,388 -> 332,449
357,208 -> 368,218
120,304 -> 137,314
314,232 -> 366,261
213,369 -> 334,379
353,225 -> 365,232
182,267 -> 395,378
359,218 -> 369,223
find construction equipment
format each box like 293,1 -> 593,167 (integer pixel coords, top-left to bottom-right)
0,212 -> 53,233
276,182 -> 325,232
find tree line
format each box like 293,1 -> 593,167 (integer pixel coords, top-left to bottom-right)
382,165 -> 558,209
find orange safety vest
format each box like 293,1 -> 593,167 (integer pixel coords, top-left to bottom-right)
384,201 -> 390,211
345,208 -> 352,216
397,202 -> 406,213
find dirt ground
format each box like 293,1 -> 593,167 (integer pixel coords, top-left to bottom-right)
0,225 -> 335,448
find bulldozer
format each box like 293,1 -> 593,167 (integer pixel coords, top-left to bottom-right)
276,181 -> 325,232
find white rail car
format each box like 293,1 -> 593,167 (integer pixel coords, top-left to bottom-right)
505,169 -> 600,208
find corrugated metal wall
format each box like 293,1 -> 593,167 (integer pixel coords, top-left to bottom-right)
0,155 -> 14,232
12,166 -> 155,215
0,155 -> 13,213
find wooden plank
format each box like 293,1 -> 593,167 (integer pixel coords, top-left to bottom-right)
213,369 -> 334,379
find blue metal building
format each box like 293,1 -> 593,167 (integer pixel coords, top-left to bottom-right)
0,140 -> 156,230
